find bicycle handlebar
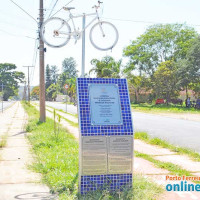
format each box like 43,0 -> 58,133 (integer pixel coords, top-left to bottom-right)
92,1 -> 103,9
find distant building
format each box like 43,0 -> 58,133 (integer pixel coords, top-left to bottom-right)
56,95 -> 69,102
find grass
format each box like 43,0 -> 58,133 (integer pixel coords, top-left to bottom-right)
46,108 -> 79,128
46,104 -> 78,118
132,103 -> 200,114
56,108 -> 78,118
0,134 -> 7,148
135,151 -> 192,177
23,102 -> 163,200
45,105 -> 200,163
134,132 -> 200,162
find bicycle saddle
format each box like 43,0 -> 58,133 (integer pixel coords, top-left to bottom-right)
63,7 -> 75,11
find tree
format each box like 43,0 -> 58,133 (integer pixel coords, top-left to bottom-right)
46,84 -> 58,101
125,73 -> 150,103
63,78 -> 77,102
90,56 -> 122,78
57,57 -> 78,95
50,65 -> 59,84
153,60 -> 179,104
45,64 -> 52,89
123,24 -> 198,76
0,63 -> 25,100
45,64 -> 59,100
176,37 -> 200,98
62,57 -> 78,78
31,86 -> 39,100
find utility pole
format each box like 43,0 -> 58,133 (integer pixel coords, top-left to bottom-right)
1,83 -> 4,113
39,0 -> 46,122
23,81 -> 27,101
23,66 -> 34,103
81,14 -> 86,78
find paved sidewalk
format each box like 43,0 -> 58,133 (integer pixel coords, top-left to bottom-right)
0,102 -> 56,200
36,104 -> 200,200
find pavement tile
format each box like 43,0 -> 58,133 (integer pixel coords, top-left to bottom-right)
0,183 -> 57,200
0,102 -> 52,199
6,138 -> 30,147
134,139 -> 176,156
154,155 -> 200,172
1,147 -> 32,161
134,157 -> 169,175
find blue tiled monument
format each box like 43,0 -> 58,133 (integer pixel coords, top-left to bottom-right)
77,78 -> 134,194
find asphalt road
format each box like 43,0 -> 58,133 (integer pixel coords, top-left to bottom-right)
45,101 -> 200,153
0,101 -> 15,112
133,112 -> 200,153
45,101 -> 78,115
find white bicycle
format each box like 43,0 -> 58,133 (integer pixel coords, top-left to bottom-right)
40,1 -> 119,51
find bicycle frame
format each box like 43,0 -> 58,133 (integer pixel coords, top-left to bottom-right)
66,9 -> 102,35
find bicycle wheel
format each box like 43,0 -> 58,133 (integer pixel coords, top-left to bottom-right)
89,21 -> 119,51
40,17 -> 71,48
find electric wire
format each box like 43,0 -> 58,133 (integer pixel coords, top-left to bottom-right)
48,0 -> 59,19
103,17 -> 200,27
9,0 -> 38,24
0,29 -> 36,39
0,20 -> 36,31
44,0 -> 54,19
51,0 -> 74,17
30,38 -> 39,85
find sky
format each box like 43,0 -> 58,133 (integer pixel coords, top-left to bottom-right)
1,0 -> 200,86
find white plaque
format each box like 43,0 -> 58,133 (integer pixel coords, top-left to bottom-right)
108,136 -> 133,174
89,84 -> 123,125
82,136 -> 107,175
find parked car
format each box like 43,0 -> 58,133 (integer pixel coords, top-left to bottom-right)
168,99 -> 183,105
155,99 -> 165,104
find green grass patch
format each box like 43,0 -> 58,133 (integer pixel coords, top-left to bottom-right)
135,151 -> 192,177
46,104 -> 78,118
57,108 -> 78,118
23,102 -> 163,199
45,108 -> 79,128
132,103 -> 200,114
134,132 -> 200,162
0,134 -> 7,148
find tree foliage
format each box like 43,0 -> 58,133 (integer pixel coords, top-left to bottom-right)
90,56 -> 122,78
123,24 -> 198,76
46,84 -> 58,101
31,86 -> 39,100
45,57 -> 78,101
153,60 -> 179,102
62,57 -> 78,79
0,63 -> 25,100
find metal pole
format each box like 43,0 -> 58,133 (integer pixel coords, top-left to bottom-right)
81,14 -> 86,78
39,0 -> 46,122
66,92 -> 67,113
23,66 -> 34,103
23,81 -> 27,101
1,83 -> 3,113
28,66 -> 30,103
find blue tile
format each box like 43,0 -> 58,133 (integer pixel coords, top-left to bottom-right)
77,78 -> 133,194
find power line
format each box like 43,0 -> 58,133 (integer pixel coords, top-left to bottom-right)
51,0 -> 74,18
103,17 -> 200,27
0,20 -> 36,31
9,0 -> 38,24
48,0 -> 59,19
30,38 -> 39,85
0,29 -> 36,39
